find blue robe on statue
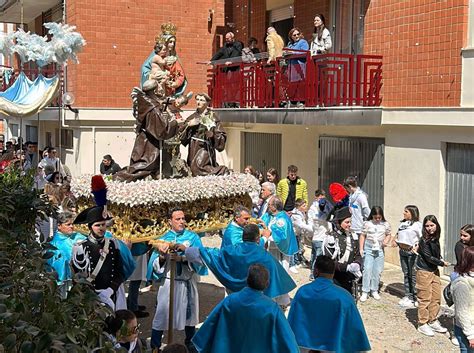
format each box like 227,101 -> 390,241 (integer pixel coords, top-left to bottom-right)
288,277 -> 371,353
104,231 -> 136,280
140,50 -> 155,87
196,241 -> 296,298
192,287 -> 300,353
147,229 -> 208,281
261,211 -> 299,255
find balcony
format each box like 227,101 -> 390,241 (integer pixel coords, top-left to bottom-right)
207,50 -> 383,109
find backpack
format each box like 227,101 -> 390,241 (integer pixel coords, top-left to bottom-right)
443,283 -> 454,307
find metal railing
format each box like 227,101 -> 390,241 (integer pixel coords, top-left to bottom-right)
207,50 -> 383,108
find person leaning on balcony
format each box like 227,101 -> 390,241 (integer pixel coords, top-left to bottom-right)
266,27 -> 285,65
100,154 -> 121,176
310,14 -> 332,55
210,32 -> 242,65
286,27 -> 309,82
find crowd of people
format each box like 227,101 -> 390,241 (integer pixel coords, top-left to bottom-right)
2,136 -> 472,352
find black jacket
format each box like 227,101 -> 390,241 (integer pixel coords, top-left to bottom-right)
100,160 -> 121,175
211,41 -> 243,61
416,237 -> 444,272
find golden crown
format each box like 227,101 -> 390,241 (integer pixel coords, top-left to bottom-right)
161,22 -> 177,36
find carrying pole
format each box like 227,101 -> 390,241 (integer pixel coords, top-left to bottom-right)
167,254 -> 176,344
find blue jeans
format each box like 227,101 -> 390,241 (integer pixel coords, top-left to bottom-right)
311,240 -> 324,271
399,249 -> 417,300
362,242 -> 384,293
455,325 -> 474,352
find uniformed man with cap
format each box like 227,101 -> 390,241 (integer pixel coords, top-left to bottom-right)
71,206 -> 126,309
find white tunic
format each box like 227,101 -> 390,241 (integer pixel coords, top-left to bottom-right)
151,257 -> 200,331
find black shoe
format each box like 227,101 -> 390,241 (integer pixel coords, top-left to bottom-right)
138,305 -> 146,311
133,310 -> 149,318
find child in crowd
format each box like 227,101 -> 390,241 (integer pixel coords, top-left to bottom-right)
290,198 -> 313,272
359,206 -> 391,302
395,205 -> 422,308
415,215 -> 449,336
308,189 -> 332,279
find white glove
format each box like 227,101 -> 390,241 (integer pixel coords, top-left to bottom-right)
347,263 -> 362,278
96,287 -> 115,310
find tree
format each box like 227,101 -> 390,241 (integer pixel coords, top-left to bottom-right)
0,169 -> 116,352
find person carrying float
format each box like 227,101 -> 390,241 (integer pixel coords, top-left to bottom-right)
147,207 -> 207,353
180,223 -> 296,298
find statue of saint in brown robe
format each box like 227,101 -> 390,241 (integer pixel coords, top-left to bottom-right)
115,80 -> 178,182
180,93 -> 228,177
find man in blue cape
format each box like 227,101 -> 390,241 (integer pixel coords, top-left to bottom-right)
47,211 -> 87,298
288,255 -> 371,353
181,223 -> 296,298
147,207 -> 207,353
261,196 -> 299,306
221,205 -> 251,248
192,264 -> 300,353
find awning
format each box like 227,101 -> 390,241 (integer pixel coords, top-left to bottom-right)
0,72 -> 60,117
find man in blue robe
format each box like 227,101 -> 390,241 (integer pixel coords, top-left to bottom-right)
47,211 -> 87,298
182,223 -> 296,298
147,207 -> 207,353
220,205 -> 251,248
261,196 -> 299,306
288,255 -> 371,353
192,264 -> 300,353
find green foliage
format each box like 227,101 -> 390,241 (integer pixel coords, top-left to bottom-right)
0,169 -> 114,352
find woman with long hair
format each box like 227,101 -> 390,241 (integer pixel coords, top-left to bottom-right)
415,215 -> 450,336
455,224 -> 474,267
266,167 -> 280,185
452,246 -> 474,352
310,14 -> 332,55
395,205 -> 422,308
359,206 -> 392,302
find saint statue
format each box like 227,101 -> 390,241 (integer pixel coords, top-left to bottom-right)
180,93 -> 229,177
114,76 -> 179,182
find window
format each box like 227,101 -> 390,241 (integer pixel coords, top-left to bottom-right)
55,128 -> 73,149
331,0 -> 366,54
26,125 -> 38,143
9,123 -> 19,137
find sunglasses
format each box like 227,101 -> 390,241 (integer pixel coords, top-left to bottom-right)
130,324 -> 141,334
292,33 -> 300,37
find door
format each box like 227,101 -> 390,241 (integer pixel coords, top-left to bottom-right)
242,132 -> 281,176
331,0 -> 366,54
318,136 -> 384,208
444,143 -> 474,270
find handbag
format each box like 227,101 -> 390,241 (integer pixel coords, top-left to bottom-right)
443,283 -> 454,307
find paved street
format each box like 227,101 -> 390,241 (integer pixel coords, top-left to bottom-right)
136,234 -> 459,352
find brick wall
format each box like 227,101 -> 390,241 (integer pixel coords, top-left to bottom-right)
364,0 -> 468,107
66,0 -> 225,108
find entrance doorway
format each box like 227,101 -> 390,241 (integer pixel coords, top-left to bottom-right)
318,136 -> 384,208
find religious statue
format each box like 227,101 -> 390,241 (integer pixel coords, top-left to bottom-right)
114,76 -> 179,182
180,93 -> 229,177
140,22 -> 187,97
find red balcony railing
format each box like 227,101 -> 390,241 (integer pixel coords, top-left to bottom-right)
207,51 -> 383,108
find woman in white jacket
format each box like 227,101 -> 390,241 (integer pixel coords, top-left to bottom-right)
310,14 -> 332,55
452,246 -> 474,352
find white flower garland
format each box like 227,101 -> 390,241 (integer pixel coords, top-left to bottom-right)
71,173 -> 260,207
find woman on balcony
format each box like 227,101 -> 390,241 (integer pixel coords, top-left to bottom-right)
310,14 -> 332,55
286,28 -> 309,107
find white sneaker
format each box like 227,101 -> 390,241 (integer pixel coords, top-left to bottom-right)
451,336 -> 459,346
289,266 -> 299,274
399,297 -> 415,308
360,293 -> 369,302
371,291 -> 381,300
413,300 -> 419,308
418,324 -> 435,337
428,320 -> 448,333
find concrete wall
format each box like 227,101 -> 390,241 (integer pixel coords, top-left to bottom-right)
223,120 -> 474,265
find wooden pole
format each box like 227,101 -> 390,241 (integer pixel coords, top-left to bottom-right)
167,254 -> 176,344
